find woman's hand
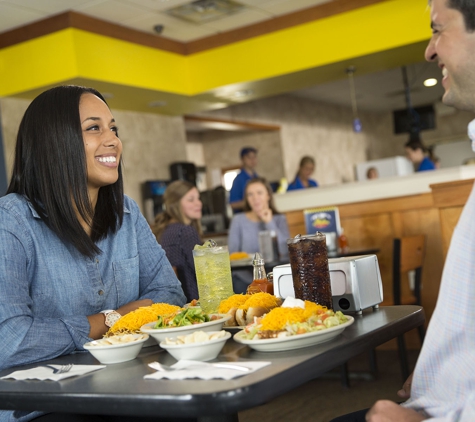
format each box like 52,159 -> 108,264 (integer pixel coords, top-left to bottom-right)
88,299 -> 153,339
397,373 -> 414,400
366,400 -> 425,422
256,208 -> 273,224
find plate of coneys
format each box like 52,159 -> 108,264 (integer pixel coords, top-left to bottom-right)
218,292 -> 283,330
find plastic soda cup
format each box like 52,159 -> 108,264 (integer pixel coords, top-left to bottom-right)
286,233 -> 333,309
193,241 -> 234,313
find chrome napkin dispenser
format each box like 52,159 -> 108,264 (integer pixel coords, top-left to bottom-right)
272,255 -> 383,314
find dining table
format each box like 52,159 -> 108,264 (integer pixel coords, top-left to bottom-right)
0,305 -> 424,422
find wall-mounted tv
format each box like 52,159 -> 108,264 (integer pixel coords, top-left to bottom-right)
393,104 -> 436,134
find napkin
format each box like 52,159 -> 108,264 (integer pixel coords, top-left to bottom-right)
145,360 -> 270,380
1,364 -> 106,381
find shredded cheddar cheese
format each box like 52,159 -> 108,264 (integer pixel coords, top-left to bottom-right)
106,303 -> 181,336
238,292 -> 281,311
260,302 -> 327,331
218,294 -> 250,313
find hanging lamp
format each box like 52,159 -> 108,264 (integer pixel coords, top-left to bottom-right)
346,66 -> 362,133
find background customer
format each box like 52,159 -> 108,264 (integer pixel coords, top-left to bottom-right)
228,177 -> 289,292
153,180 -> 203,302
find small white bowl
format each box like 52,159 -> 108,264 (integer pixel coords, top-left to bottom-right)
159,331 -> 231,361
83,333 -> 149,364
140,314 -> 231,345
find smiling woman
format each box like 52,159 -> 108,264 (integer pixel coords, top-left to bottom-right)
0,85 -> 187,422
80,93 -> 122,201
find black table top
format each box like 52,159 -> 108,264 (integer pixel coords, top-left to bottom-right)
0,306 -> 424,421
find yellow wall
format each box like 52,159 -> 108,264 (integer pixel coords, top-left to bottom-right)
0,0 -> 431,100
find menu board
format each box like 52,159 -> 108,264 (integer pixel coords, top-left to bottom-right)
303,206 -> 341,235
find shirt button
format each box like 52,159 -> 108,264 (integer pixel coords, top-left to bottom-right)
98,290 -> 104,295
96,259 -> 99,264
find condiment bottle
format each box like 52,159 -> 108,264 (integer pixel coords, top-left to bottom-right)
338,229 -> 349,254
246,253 -> 274,295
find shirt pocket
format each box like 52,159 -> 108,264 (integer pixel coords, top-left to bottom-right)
112,255 -> 139,303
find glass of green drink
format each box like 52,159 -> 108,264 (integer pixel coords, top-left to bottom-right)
193,240 -> 234,314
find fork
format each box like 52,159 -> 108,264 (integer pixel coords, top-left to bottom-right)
44,364 -> 73,374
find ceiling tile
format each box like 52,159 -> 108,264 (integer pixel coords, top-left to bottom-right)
200,8 -> 271,31
119,0 -> 194,12
1,0 -> 96,14
0,2 -> 45,32
74,0 -> 151,22
125,11 -> 218,40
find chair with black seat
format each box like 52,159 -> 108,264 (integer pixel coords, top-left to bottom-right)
387,234 -> 426,381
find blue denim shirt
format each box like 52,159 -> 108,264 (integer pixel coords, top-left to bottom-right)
0,193 -> 186,371
0,194 -> 187,421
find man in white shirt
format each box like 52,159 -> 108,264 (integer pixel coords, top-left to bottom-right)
332,1 -> 475,421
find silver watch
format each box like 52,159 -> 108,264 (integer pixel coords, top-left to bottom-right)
100,310 -> 122,328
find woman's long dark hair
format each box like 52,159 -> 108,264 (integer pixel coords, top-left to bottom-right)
7,85 -> 124,257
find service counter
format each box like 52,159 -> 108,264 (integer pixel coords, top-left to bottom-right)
274,167 -> 475,348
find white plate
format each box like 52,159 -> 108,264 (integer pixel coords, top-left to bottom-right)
140,314 -> 232,344
233,316 -> 354,352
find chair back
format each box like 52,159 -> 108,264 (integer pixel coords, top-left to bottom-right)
392,235 -> 426,306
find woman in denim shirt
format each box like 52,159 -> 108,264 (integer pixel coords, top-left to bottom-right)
0,86 -> 187,421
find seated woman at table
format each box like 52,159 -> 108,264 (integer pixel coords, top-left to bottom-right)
287,156 -> 319,191
0,86 -> 186,379
228,178 -> 289,292
152,180 -> 203,302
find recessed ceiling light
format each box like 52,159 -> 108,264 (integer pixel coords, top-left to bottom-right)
423,78 -> 438,87
165,0 -> 245,24
148,100 -> 168,107
233,89 -> 253,98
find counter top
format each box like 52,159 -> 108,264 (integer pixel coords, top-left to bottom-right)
274,166 -> 475,213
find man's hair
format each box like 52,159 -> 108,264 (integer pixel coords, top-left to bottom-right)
7,85 -> 124,257
240,146 -> 257,158
447,0 -> 475,31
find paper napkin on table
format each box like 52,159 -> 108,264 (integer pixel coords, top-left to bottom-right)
145,360 -> 270,380
1,364 -> 106,381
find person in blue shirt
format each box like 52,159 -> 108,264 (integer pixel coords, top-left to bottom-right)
287,156 -> 319,191
405,139 -> 436,172
229,146 -> 258,213
0,85 -> 186,388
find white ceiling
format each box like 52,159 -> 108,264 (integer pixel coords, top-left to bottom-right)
0,0 -> 442,113
0,0 -> 332,42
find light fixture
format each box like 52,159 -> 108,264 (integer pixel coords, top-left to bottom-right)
165,0 -> 245,24
148,100 -> 167,108
345,66 -> 362,133
233,89 -> 253,98
423,78 -> 438,87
